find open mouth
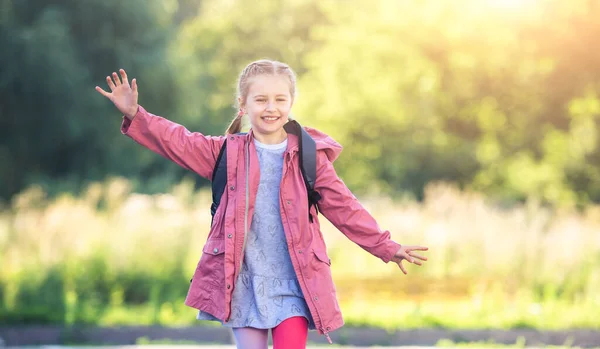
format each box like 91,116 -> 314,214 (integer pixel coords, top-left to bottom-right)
261,116 -> 281,122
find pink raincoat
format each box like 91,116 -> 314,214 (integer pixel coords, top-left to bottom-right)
121,106 -> 402,342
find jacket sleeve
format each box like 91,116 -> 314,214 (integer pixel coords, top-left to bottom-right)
314,150 -> 401,263
121,105 -> 225,180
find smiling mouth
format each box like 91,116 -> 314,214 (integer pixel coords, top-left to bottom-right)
262,116 -> 280,121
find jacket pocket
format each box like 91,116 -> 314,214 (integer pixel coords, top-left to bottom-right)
192,238 -> 226,291
312,248 -> 331,266
203,238 -> 225,255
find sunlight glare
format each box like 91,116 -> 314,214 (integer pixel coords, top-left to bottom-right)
486,0 -> 537,11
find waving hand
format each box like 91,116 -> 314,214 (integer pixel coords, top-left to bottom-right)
95,69 -> 139,120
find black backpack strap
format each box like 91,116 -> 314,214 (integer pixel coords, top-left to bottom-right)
284,120 -> 321,222
210,139 -> 229,224
211,133 -> 247,225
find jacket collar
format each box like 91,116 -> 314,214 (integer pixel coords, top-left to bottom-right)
244,127 -> 301,155
243,123 -> 343,162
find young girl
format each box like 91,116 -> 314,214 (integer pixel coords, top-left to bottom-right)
96,60 -> 428,349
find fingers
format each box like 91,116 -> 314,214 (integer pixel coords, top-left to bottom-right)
398,260 -> 407,275
95,86 -> 111,98
119,69 -> 129,86
131,78 -> 138,94
106,75 -> 116,91
406,246 -> 429,252
103,69 -> 131,92
406,257 -> 421,265
398,252 -> 417,264
409,252 -> 427,262
112,72 -> 122,86
392,249 -> 425,275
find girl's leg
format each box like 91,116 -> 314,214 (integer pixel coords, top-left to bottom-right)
272,316 -> 309,349
232,327 -> 269,349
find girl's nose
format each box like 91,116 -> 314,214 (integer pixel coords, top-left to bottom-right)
266,101 -> 276,111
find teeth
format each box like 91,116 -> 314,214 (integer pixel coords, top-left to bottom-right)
264,117 -> 278,121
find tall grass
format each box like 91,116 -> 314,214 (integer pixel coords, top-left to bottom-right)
1,178 -> 599,329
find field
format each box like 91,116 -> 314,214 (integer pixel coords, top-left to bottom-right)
1,178 -> 600,330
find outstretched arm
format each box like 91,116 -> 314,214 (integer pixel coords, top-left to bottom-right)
315,150 -> 428,274
96,69 -> 224,180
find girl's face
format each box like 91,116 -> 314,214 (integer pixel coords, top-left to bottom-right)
240,74 -> 293,144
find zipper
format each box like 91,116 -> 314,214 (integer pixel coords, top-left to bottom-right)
280,149 -> 332,344
238,140 -> 250,276
324,330 -> 332,344
225,140 -> 251,324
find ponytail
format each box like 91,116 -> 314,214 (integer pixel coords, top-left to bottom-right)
225,111 -> 244,135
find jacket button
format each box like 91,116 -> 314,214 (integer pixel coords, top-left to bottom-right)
230,136 -> 234,140
228,234 -> 232,238
314,296 -> 318,301
298,250 -> 303,254
213,248 -> 219,253
230,185 -> 235,190
286,200 -> 291,205
227,284 -> 231,289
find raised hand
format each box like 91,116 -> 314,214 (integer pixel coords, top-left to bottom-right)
95,69 -> 139,120
392,245 -> 429,275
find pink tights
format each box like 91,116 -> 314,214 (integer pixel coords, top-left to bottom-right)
232,316 -> 308,349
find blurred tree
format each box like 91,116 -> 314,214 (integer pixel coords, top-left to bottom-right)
296,0 -> 482,198
1,0 -> 600,207
168,0 -> 330,137
0,0 -> 179,200
295,0 -> 600,205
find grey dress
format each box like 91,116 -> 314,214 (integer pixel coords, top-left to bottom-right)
197,138 -> 315,329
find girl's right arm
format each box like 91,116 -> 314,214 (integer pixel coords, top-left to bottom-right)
121,106 -> 224,179
96,69 -> 223,180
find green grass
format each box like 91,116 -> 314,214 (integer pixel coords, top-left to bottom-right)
1,179 -> 600,329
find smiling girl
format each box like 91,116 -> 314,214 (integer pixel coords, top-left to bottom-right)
96,59 -> 428,349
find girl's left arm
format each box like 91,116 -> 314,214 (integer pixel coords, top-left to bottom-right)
314,150 -> 401,263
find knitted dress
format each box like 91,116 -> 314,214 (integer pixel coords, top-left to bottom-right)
197,138 -> 315,329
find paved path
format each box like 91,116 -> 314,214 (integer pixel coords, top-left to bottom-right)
2,327 -> 599,348
2,347 -> 561,349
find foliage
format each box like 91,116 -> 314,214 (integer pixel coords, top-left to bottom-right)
1,0 -> 600,206
0,0 -> 179,199
295,0 -> 600,205
1,180 -> 599,328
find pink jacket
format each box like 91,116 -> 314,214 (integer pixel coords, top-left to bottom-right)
121,106 -> 401,341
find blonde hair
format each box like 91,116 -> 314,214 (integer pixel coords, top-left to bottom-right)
225,59 -> 297,135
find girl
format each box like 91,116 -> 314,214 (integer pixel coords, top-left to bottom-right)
96,60 -> 428,349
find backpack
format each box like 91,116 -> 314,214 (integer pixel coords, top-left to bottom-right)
210,120 -> 322,225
